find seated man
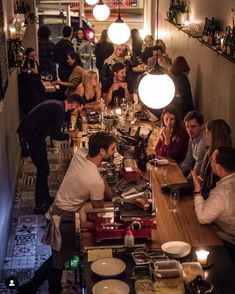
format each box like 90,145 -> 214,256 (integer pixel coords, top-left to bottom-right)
180,111 -> 207,180
103,62 -> 130,106
192,146 -> 235,262
18,132 -> 116,294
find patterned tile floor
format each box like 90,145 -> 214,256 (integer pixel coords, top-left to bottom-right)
0,140 -> 73,293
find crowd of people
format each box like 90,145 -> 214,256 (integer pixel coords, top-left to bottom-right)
17,24 -> 235,293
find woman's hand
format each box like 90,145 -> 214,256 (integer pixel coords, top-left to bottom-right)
160,127 -> 171,145
52,80 -> 60,85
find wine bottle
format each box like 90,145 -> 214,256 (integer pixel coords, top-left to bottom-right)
137,138 -> 148,172
222,26 -> 231,54
202,17 -> 210,42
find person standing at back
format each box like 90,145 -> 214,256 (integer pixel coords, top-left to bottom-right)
53,26 -> 74,83
72,27 -> 93,69
38,25 -> 57,80
94,29 -> 114,78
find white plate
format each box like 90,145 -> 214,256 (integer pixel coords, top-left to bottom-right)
161,241 -> 191,258
91,257 -> 126,277
92,279 -> 130,294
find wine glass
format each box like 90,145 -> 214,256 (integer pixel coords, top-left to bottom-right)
170,188 -> 179,213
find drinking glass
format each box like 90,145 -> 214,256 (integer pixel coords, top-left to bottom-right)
170,188 -> 179,213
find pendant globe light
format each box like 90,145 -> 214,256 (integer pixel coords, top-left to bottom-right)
138,0 -> 175,109
93,0 -> 110,21
85,0 -> 98,5
107,0 -> 130,45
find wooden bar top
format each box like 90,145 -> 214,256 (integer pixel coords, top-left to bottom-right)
148,161 -> 222,247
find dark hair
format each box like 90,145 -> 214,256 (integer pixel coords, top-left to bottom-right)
215,146 -> 235,172
25,47 -> 35,56
38,25 -> 51,40
184,111 -> 204,125
206,119 -> 232,155
63,26 -> 73,38
131,28 -> 141,42
98,29 -> 108,43
112,62 -> 126,73
161,106 -> 181,137
68,51 -> 83,68
88,132 -> 116,157
153,45 -> 163,54
76,27 -> 88,41
67,94 -> 85,105
172,56 -> 190,75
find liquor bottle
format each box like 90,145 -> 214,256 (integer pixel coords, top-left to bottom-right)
222,26 -> 231,54
226,28 -> 233,56
230,27 -> 235,58
137,137 -> 148,171
202,17 -> 210,42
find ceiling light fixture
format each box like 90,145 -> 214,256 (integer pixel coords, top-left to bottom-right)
138,0 -> 175,109
85,0 -> 99,5
93,0 -> 110,21
107,0 -> 130,45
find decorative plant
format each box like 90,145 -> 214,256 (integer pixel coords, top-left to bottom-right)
15,1 -> 38,24
167,0 -> 190,23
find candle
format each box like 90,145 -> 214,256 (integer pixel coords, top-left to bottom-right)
196,250 -> 209,266
115,108 -> 122,115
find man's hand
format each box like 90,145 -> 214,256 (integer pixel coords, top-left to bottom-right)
191,169 -> 202,192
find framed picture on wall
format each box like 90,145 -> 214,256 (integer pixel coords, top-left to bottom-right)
0,0 -> 9,101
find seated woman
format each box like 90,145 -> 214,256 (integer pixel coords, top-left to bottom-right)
155,106 -> 189,164
22,47 -> 40,74
52,51 -> 84,98
140,35 -> 154,64
75,70 -> 101,105
199,119 -> 232,199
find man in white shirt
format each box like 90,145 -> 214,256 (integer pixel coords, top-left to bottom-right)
18,132 -> 116,294
192,145 -> 235,262
180,111 -> 207,180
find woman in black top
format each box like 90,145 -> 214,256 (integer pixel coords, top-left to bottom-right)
94,29 -> 114,77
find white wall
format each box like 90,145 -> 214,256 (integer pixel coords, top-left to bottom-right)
157,0 -> 235,143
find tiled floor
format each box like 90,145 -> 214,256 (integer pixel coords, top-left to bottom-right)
0,140 -> 73,293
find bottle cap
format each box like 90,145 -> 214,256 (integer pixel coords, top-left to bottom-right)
126,226 -> 133,236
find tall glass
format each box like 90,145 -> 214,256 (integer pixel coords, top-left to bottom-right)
170,188 -> 179,213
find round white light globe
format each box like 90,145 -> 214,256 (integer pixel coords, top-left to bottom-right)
85,0 -> 98,5
138,73 -> 175,109
93,3 -> 110,21
108,20 -> 130,45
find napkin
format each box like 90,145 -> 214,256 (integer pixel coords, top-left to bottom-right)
88,249 -> 113,262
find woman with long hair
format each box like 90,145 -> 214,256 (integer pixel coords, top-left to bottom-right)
72,27 -> 93,69
52,51 -> 83,98
130,28 -> 143,58
75,70 -> 101,104
200,119 -> 232,199
94,29 -> 114,77
155,105 -> 189,164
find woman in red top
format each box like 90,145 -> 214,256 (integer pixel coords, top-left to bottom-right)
155,106 -> 189,164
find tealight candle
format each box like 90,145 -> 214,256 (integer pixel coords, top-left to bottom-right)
196,250 -> 209,266
115,108 -> 122,115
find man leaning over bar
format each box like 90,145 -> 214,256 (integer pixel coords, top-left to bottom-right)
192,145 -> 235,263
18,132 -> 116,294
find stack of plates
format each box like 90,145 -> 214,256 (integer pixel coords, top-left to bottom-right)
161,241 -> 191,258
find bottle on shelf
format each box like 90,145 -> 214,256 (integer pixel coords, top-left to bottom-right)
222,26 -> 231,54
124,226 -> 134,247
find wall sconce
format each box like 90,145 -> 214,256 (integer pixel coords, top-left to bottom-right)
9,14 -> 26,40
108,0 -> 130,44
93,0 -> 110,21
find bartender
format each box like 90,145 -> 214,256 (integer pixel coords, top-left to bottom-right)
18,132 -> 116,294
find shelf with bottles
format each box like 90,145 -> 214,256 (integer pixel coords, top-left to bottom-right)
165,19 -> 203,39
7,38 -> 25,68
165,18 -> 235,65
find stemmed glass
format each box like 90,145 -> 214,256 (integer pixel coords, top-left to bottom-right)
170,188 -> 179,213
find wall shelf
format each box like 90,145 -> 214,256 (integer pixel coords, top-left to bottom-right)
165,19 -> 235,65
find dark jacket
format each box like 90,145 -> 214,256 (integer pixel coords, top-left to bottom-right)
18,72 -> 46,114
39,39 -> 57,79
18,100 -> 69,143
53,39 -> 74,81
94,41 -> 114,70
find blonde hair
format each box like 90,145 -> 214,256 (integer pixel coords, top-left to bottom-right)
158,55 -> 172,75
82,70 -> 98,89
